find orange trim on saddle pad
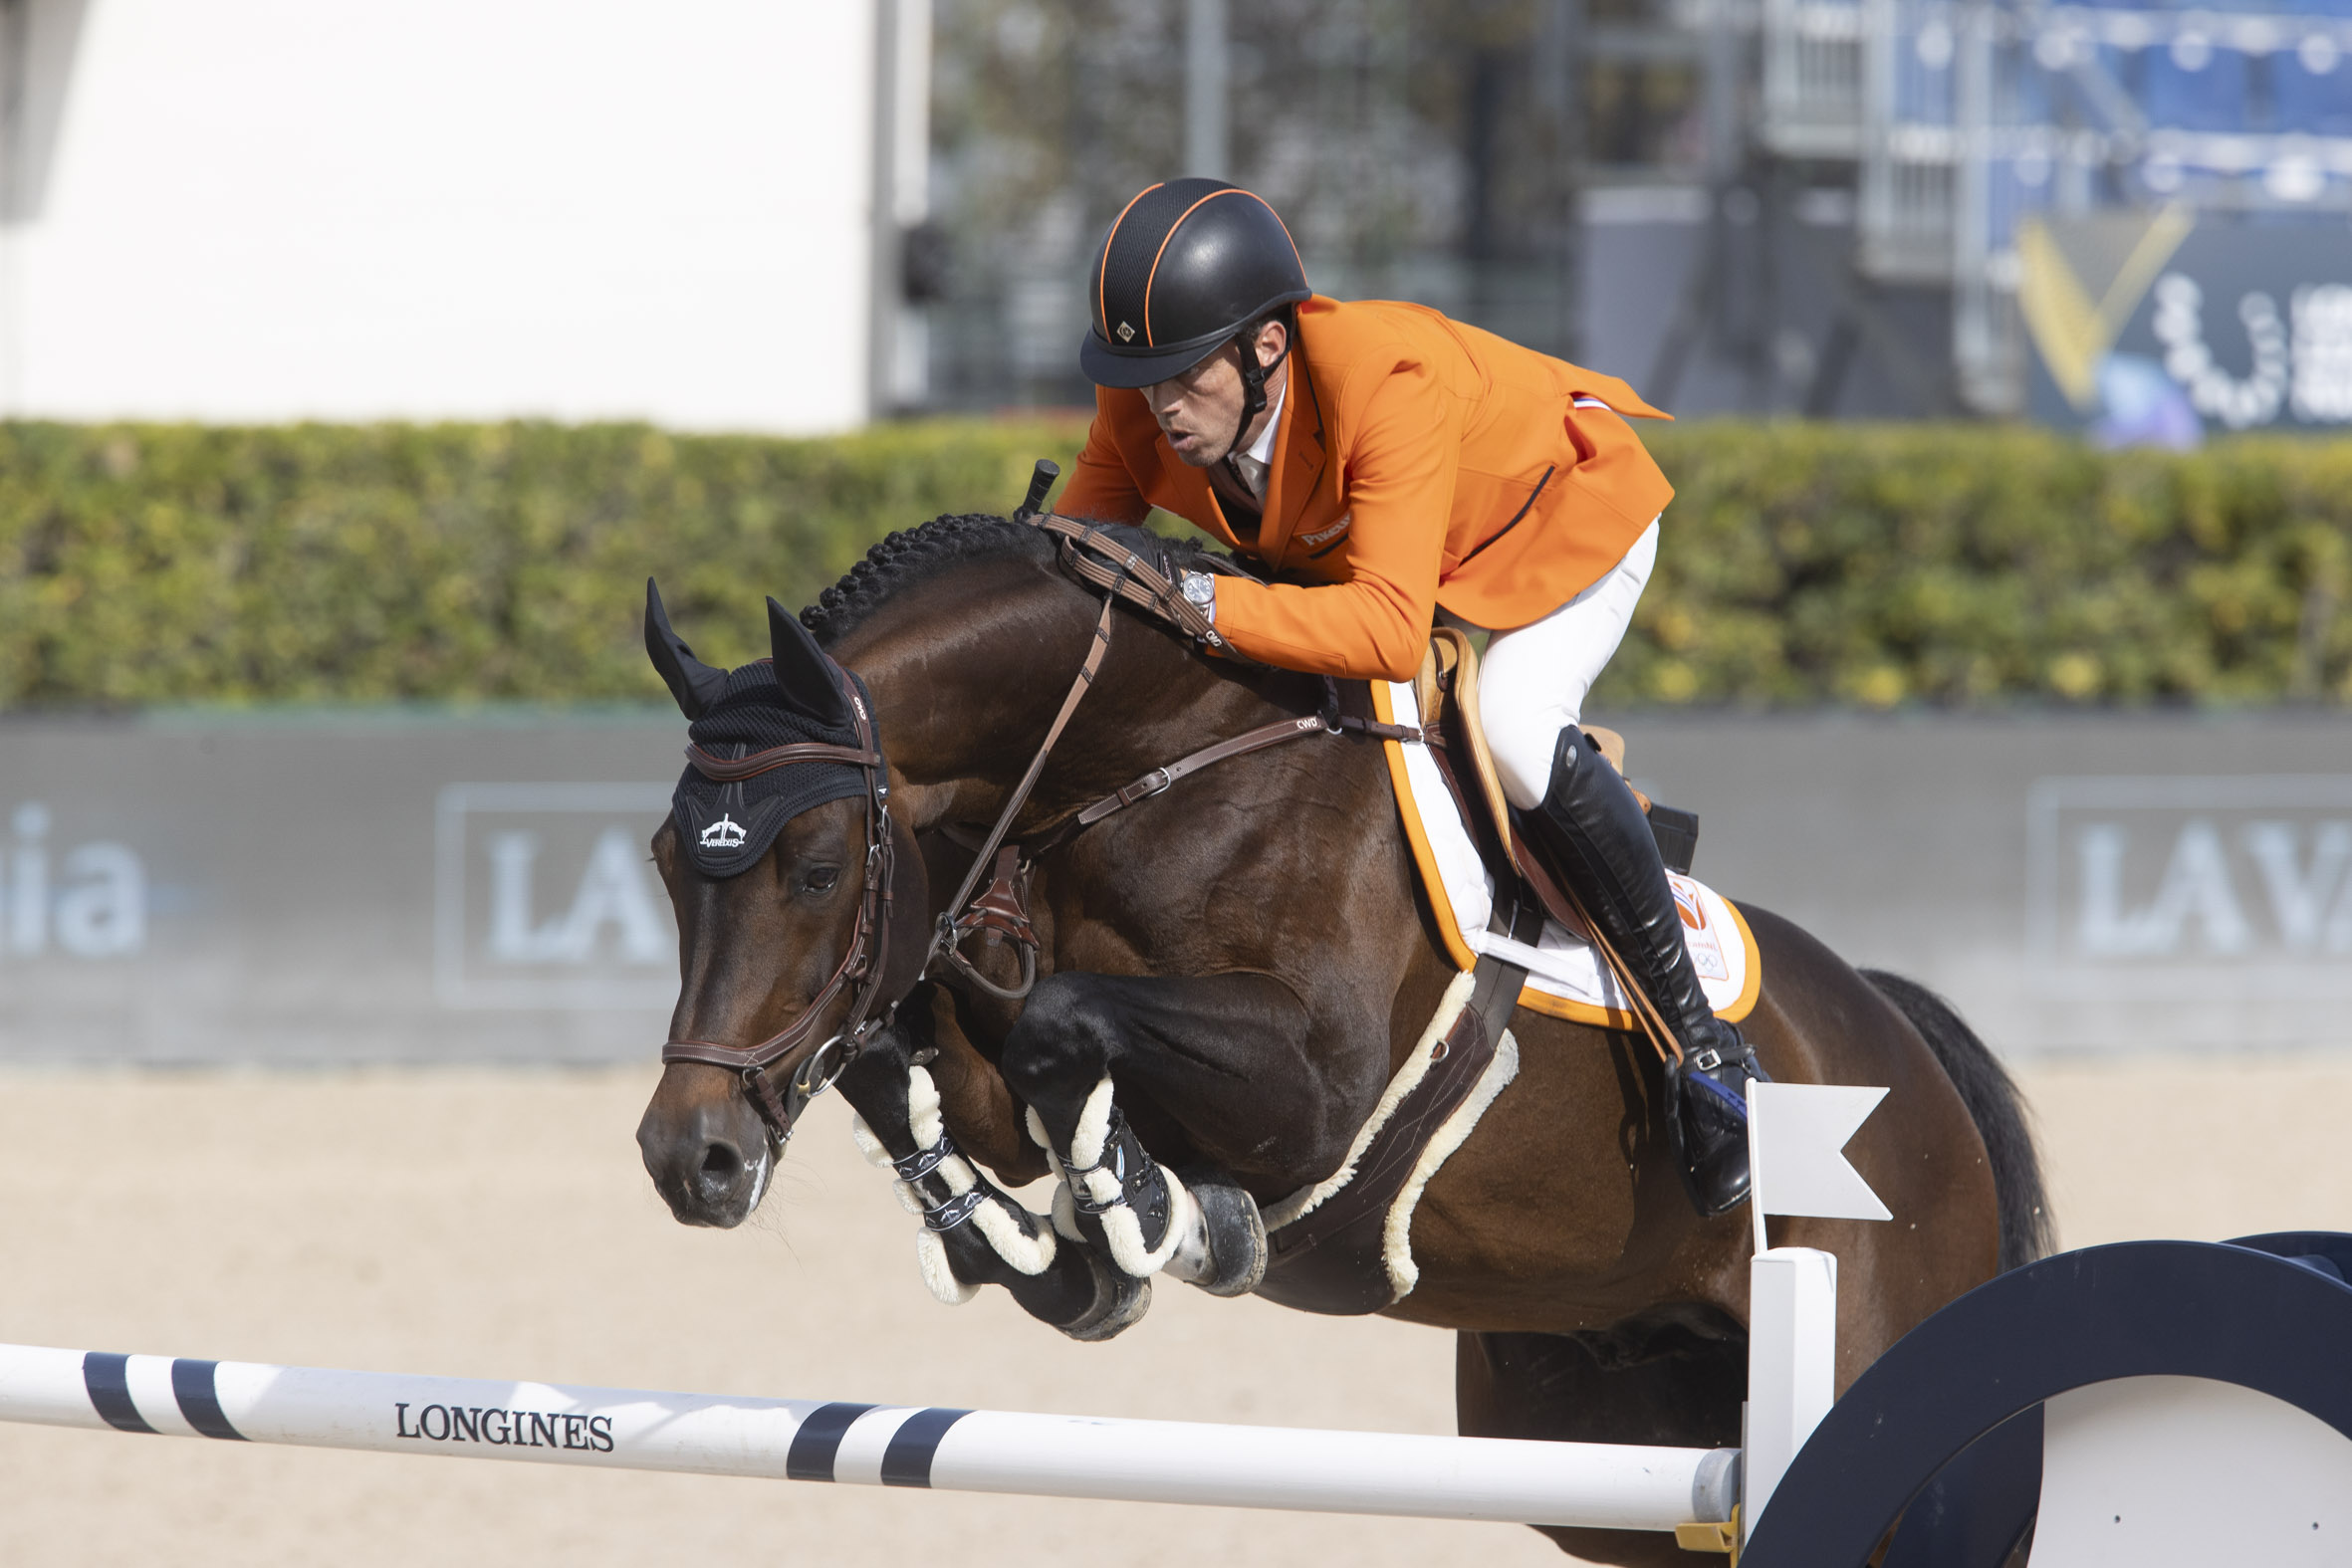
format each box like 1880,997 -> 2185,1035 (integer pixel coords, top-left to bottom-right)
1372,682 -> 1480,975
1368,682 -> 1763,1028
1513,895 -> 1764,1029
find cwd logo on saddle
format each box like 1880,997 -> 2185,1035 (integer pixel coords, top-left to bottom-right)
2026,776 -> 2352,996
433,784 -> 677,1009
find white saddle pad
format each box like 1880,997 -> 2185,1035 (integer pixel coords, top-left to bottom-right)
1371,679 -> 1761,1027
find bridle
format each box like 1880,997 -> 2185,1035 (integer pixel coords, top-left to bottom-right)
656,466 -> 1403,1144
658,664 -> 900,1140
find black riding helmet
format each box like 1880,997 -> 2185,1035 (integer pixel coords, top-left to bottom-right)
1080,180 -> 1311,450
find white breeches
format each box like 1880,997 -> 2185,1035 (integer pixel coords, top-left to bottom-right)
1482,518 -> 1659,811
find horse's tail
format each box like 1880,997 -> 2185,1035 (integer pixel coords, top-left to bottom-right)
1859,970 -> 2054,1271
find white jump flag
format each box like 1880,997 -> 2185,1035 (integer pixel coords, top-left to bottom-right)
1747,1081 -> 1892,1253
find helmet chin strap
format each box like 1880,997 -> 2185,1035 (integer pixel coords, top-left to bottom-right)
1226,327 -> 1294,467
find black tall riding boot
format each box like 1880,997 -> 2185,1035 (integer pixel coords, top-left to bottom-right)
1520,726 -> 1766,1219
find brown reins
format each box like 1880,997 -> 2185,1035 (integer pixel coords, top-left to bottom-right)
924,590 -> 1118,1000
926,464 -> 1336,999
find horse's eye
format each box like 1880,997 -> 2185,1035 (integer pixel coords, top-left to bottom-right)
802,865 -> 841,894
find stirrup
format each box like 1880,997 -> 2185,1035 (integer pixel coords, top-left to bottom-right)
1664,1034 -> 1765,1220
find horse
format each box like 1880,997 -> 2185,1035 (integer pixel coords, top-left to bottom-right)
634,511 -> 2050,1567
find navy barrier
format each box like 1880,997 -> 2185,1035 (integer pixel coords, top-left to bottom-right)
0,706 -> 2346,1061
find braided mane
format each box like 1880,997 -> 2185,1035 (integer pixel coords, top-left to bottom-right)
800,510 -> 1225,644
799,513 -> 1050,644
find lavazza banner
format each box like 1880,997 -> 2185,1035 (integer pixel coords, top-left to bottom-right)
0,708 -> 2346,1062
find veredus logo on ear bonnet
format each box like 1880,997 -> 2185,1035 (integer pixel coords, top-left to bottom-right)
644,582 -> 877,880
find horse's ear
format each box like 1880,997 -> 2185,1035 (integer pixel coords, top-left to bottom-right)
644,578 -> 732,719
768,596 -> 853,729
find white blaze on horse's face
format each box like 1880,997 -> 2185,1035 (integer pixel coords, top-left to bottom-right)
745,1142 -> 774,1214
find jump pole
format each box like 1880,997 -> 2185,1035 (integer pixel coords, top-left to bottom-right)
0,1342 -> 1737,1534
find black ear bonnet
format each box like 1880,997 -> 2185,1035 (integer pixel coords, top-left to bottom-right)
647,582 -> 880,879
671,665 -> 875,878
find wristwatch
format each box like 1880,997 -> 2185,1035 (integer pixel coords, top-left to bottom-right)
1178,569 -> 1217,625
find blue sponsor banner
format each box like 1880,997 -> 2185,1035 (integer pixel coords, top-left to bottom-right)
2021,212 -> 2352,443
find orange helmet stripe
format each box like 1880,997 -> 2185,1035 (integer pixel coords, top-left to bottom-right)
1095,182 -> 1163,338
1141,189 -> 1233,347
1141,187 -> 1304,349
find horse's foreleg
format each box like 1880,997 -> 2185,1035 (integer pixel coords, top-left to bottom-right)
833,1003 -> 1146,1341
1001,971 -> 1363,1293
917,984 -> 1052,1187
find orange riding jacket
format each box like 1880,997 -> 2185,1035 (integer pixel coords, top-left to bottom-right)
1058,295 -> 1674,682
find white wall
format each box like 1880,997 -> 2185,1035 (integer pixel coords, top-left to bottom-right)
0,0 -> 878,432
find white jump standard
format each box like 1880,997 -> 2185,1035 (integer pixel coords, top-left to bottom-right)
0,1343 -> 1737,1534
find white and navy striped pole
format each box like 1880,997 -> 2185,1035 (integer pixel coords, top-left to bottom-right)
0,1342 -> 1735,1533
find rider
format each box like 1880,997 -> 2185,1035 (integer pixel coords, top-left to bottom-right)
1056,177 -> 1765,1228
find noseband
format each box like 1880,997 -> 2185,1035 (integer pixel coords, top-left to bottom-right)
659,662 -> 899,1142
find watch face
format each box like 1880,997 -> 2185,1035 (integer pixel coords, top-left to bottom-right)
1184,574 -> 1214,605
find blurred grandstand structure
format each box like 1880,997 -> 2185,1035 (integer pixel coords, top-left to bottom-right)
1762,0 -> 2352,414
0,1 -> 2335,433
924,0 -> 2352,430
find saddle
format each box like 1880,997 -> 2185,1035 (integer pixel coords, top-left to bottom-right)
1407,627 -> 1698,887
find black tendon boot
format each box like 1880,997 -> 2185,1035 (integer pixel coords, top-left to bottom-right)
1031,1080 -> 1266,1293
1031,1081 -> 1182,1280
1522,727 -> 1767,1218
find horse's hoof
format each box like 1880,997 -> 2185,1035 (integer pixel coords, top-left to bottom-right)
1058,1251 -> 1153,1342
1173,1165 -> 1268,1298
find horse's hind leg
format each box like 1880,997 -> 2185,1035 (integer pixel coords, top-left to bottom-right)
833,1010 -> 1147,1341
1456,1318 -> 1744,1567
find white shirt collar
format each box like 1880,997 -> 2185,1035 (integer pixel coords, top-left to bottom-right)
1226,378 -> 1286,502
1245,380 -> 1286,467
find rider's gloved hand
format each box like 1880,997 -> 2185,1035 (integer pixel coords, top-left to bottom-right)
1110,536 -> 1218,628
1111,533 -> 1187,590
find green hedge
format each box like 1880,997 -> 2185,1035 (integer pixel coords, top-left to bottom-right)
0,418 -> 2345,708
0,420 -> 1088,705
1619,423 -> 2352,708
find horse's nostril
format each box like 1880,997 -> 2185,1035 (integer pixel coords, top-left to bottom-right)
698,1141 -> 745,1189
